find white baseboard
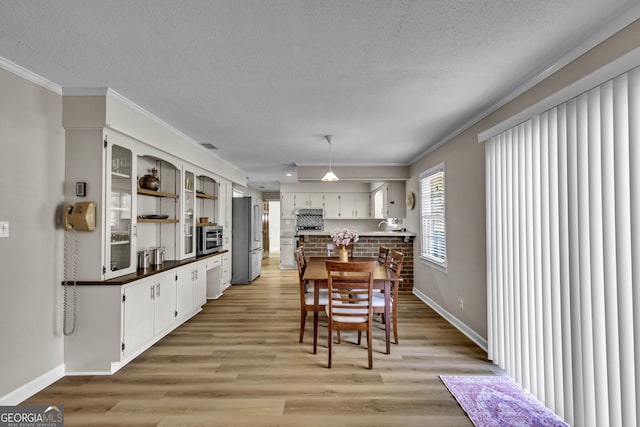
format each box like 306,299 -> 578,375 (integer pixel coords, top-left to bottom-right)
412,288 -> 488,353
0,364 -> 65,405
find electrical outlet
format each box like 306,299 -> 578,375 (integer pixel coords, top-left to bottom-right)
458,296 -> 464,309
0,221 -> 8,238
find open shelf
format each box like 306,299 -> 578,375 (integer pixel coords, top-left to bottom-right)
138,188 -> 179,198
137,218 -> 179,224
196,192 -> 217,200
196,222 -> 218,227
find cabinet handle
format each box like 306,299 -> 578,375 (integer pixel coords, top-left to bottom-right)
156,283 -> 160,297
150,285 -> 155,300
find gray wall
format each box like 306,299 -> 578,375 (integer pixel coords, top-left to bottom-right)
407,19 -> 640,342
0,68 -> 65,398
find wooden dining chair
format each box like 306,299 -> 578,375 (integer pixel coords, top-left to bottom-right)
377,246 -> 389,264
372,250 -> 403,344
325,260 -> 377,369
296,248 -> 328,343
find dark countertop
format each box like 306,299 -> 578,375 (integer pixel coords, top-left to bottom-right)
297,230 -> 416,237
65,250 -> 228,286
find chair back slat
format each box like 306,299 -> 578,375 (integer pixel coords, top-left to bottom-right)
388,250 -> 404,274
377,246 -> 389,264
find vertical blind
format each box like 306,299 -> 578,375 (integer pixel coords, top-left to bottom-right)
420,166 -> 446,264
485,67 -> 640,426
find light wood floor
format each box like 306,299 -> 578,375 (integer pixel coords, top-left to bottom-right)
24,255 -> 499,426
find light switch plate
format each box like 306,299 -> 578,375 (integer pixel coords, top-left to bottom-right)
0,221 -> 9,238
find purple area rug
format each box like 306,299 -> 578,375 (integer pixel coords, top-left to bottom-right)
440,375 -> 568,427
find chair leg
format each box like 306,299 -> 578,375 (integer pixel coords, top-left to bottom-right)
299,310 -> 307,343
357,331 -> 362,345
337,330 -> 341,344
392,307 -> 398,345
367,329 -> 373,369
327,324 -> 333,368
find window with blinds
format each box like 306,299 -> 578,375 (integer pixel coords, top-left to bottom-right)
420,164 -> 446,267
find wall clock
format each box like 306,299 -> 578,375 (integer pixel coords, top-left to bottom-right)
406,192 -> 415,210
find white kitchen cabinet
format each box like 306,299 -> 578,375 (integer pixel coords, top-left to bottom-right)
136,155 -> 180,261
221,252 -> 231,290
280,192 -> 296,218
152,271 -> 178,335
122,278 -> 155,359
323,193 -> 370,219
196,174 -> 218,226
280,237 -> 296,270
373,182 -> 406,219
294,193 -> 324,209
323,193 -> 340,218
341,192 -> 370,218
176,266 -> 195,323
65,272 -> 179,374
194,261 -> 207,307
219,178 -> 232,249
205,255 -> 223,299
181,167 -> 196,258
65,129 -> 138,280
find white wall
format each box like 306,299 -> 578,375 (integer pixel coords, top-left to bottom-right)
407,18 -> 640,343
0,68 -> 65,401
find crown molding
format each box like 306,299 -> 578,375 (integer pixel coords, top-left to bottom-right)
0,56 -> 62,95
412,2 -> 640,162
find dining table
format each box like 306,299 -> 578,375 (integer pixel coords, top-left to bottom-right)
302,256 -> 403,355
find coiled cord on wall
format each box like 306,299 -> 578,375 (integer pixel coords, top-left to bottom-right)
63,231 -> 78,336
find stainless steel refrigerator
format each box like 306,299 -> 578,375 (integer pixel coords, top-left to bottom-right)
231,197 -> 263,284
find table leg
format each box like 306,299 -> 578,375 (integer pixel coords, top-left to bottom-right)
313,282 -> 319,354
384,281 -> 391,354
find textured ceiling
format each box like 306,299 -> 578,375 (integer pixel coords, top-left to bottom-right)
0,0 -> 637,191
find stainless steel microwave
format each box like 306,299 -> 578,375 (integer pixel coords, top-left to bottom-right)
197,225 -> 223,256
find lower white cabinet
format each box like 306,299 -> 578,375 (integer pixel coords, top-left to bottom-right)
280,238 -> 295,269
205,256 -> 223,299
221,253 -> 231,290
122,272 -> 176,359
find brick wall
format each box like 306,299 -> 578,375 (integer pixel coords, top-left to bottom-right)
299,235 -> 414,290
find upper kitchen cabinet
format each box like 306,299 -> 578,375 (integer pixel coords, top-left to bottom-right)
196,174 -> 218,226
181,167 -> 196,258
294,193 -> 324,210
323,193 -> 370,219
136,154 -> 180,261
64,129 -> 138,280
218,178 -> 232,250
372,182 -> 406,219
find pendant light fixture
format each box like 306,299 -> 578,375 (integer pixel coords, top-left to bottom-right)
321,135 -> 339,181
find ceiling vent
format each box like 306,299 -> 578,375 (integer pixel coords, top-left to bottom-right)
200,143 -> 218,150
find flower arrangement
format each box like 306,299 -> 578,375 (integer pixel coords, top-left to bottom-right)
330,228 -> 359,247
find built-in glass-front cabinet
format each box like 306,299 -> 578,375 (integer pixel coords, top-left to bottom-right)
65,126 -> 227,282
106,142 -> 137,278
182,168 -> 196,257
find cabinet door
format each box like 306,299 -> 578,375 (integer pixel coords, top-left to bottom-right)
221,253 -> 231,289
194,262 -> 207,307
154,271 -> 177,334
280,239 -> 295,269
307,193 -> 324,209
105,140 -> 137,279
324,193 -> 340,218
386,182 -> 406,218
280,192 -> 296,218
353,193 -> 371,218
176,266 -> 195,322
122,279 -> 154,359
182,168 -> 196,257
